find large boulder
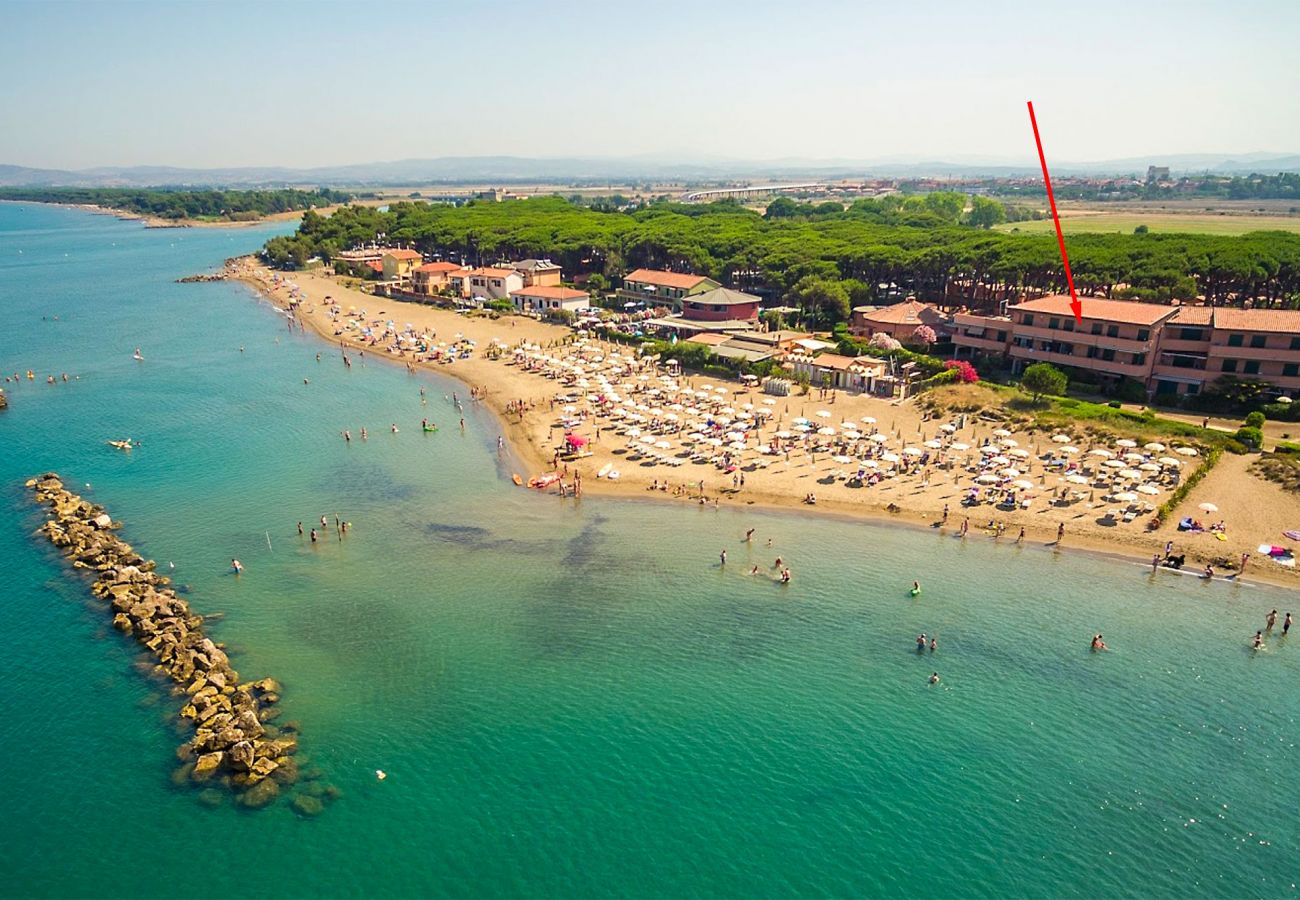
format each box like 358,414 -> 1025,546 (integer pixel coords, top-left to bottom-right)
291,794 -> 324,817
237,778 -> 280,809
191,752 -> 223,782
228,740 -> 255,771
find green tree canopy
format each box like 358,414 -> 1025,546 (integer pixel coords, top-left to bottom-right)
1020,362 -> 1068,401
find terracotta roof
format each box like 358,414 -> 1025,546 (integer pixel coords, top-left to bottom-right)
624,268 -> 714,290
415,262 -> 464,274
853,299 -> 949,326
509,285 -> 587,300
1009,294 -> 1176,327
682,332 -> 732,346
467,267 -> 517,278
686,287 -> 761,306
383,249 -> 422,260
1212,308 -> 1300,334
811,352 -> 878,371
1169,306 -> 1213,325
365,260 -> 383,272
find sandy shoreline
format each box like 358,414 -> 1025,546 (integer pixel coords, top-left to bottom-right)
0,199 -> 317,229
225,257 -> 1300,590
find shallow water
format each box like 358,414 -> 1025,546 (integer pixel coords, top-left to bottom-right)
1,203 -> 1297,898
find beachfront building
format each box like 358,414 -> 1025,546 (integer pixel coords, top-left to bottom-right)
617,269 -> 720,310
381,249 -> 423,283
453,267 -> 523,303
411,261 -> 465,296
512,259 -> 563,287
786,352 -> 887,394
849,299 -> 952,342
510,285 -> 589,315
680,287 -> 762,324
951,293 -> 1300,398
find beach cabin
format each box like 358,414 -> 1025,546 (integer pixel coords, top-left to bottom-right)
510,285 -> 589,315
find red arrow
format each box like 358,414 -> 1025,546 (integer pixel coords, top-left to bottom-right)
1027,101 -> 1081,323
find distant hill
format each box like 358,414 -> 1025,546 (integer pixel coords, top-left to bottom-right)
2,153 -> 1299,188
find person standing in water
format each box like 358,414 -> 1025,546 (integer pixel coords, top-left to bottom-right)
1266,609 -> 1278,632
231,559 -> 243,574
719,549 -> 727,566
1282,612 -> 1292,635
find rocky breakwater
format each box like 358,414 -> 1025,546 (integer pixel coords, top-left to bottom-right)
177,272 -> 228,283
27,473 -> 338,815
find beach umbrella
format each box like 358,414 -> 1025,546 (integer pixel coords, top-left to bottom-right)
869,433 -> 889,443
861,416 -> 877,424
654,440 -> 672,449
1137,484 -> 1161,495
1000,438 -> 1019,447
940,423 -> 957,433
775,430 -> 793,439
816,410 -> 832,418
950,442 -> 970,451
1051,433 -> 1071,442
1175,447 -> 1200,456
1198,502 -> 1218,512
993,428 -> 1012,437
729,441 -> 747,451
1138,462 -> 1160,472
1001,466 -> 1021,477
1115,439 -> 1138,448
639,434 -> 656,445
1113,491 -> 1138,502
793,417 -> 810,425
1119,468 -> 1142,479
1144,442 -> 1166,451
1158,456 -> 1181,466
1089,449 -> 1114,458
714,387 -> 728,395
843,429 -> 861,439
980,445 -> 999,455
1012,479 -> 1034,489
1066,474 -> 1090,485
881,452 -> 901,463
818,426 -> 836,436
1103,459 -> 1126,469
975,474 -> 999,484
1122,452 -> 1144,462
762,398 -> 777,406
1007,448 -> 1030,458
923,440 -> 943,449
626,426 -> 642,437
832,455 -> 854,464
903,447 -> 924,457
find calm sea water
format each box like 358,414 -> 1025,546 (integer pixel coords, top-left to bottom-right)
0,202 -> 1297,899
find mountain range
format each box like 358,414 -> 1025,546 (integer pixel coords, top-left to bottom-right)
2,153 -> 1299,188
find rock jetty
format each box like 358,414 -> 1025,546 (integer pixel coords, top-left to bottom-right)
27,473 -> 336,814
177,272 -> 227,283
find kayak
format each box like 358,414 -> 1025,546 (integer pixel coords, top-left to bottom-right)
511,474 -> 523,486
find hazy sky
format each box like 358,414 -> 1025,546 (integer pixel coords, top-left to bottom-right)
1,0 -> 1296,169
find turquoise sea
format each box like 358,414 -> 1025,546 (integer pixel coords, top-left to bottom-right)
0,202 -> 1297,898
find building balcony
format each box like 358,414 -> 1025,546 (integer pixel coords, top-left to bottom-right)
1009,346 -> 1151,379
1015,324 -> 1152,353
952,333 -> 1010,352
1207,343 -> 1300,361
1156,337 -> 1213,353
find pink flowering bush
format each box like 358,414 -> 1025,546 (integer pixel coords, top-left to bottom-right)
943,359 -> 979,383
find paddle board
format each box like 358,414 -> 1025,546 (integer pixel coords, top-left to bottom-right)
511,474 -> 523,486
597,463 -> 612,478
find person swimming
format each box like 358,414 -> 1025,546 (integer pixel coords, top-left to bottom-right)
1090,633 -> 1108,651
1252,630 -> 1264,650
928,672 -> 940,684
231,558 -> 243,574
911,580 -> 921,596
916,633 -> 927,652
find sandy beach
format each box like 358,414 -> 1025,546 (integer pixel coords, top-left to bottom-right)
228,257 -> 1300,588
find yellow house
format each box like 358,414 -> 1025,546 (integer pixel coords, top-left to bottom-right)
382,249 -> 423,282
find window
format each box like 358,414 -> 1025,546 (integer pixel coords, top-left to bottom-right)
1049,317 -> 1060,330
1249,334 -> 1266,349
1187,384 -> 1200,395
1107,325 -> 1119,338
1179,327 -> 1205,341
1136,329 -> 1150,342
1063,319 -> 1074,332
1228,333 -> 1243,347
996,330 -> 1007,342
1091,322 -> 1102,335
1022,314 -> 1034,327
1284,363 -> 1298,377
1101,348 -> 1115,362
1133,353 -> 1146,366
1244,360 -> 1261,375
1222,359 -> 1238,373
1291,337 -> 1300,351
712,305 -> 725,313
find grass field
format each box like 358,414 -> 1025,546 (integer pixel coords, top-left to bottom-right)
996,212 -> 1300,236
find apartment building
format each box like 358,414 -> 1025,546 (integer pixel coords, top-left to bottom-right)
952,294 -> 1300,398
617,269 -> 720,310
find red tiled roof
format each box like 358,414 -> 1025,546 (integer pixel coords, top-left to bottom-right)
811,353 -> 883,371
365,260 -> 383,272
1010,294 -> 1177,327
624,268 -> 714,290
415,262 -> 463,273
383,249 -> 422,260
681,332 -> 731,346
1170,306 -> 1213,325
509,286 -> 587,300
466,267 -> 517,278
1212,308 -> 1300,335
853,299 -> 949,326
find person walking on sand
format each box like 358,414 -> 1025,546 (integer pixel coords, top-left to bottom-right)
1057,522 -> 1065,543
1240,552 -> 1250,576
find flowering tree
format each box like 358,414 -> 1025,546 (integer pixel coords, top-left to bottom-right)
911,324 -> 937,347
943,359 -> 979,383
868,332 -> 902,352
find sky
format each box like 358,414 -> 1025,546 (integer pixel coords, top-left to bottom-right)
1,0 -> 1296,170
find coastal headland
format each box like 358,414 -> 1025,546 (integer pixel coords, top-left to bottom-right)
27,473 -> 336,816
226,258 -> 1300,589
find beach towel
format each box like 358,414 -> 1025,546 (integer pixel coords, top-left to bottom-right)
1283,530 -> 1300,541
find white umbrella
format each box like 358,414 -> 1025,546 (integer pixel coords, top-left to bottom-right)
869,433 -> 889,444
1007,448 -> 1030,458
1000,438 -> 1019,447
993,428 -> 1012,437
1060,446 -> 1079,454
1051,433 -> 1071,443
1138,463 -> 1160,472
980,445 -> 999,455
1066,474 -> 1090,485
1089,449 -> 1114,458
1175,447 -> 1200,457
762,398 -> 777,406
1158,456 -> 1181,467
975,474 -> 999,484
1118,469 -> 1142,479
1103,459 -> 1126,469
923,440 -> 943,449
1113,491 -> 1138,502
639,434 -> 656,445
1198,502 -> 1218,512
1144,442 -> 1166,452
1137,484 -> 1161,495
881,452 -> 901,463
940,424 -> 957,433
793,417 -> 810,425
1001,467 -> 1021,477
1012,479 -> 1034,489
989,456 -> 1011,466
903,447 -> 924,456
654,440 -> 672,449
860,416 -> 877,425
950,442 -> 970,451
1115,439 -> 1138,448
818,426 -> 836,436
816,410 -> 832,418
832,454 -> 854,464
